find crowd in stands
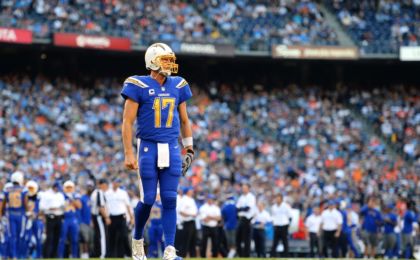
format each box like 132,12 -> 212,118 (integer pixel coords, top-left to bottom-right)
328,0 -> 420,54
349,86 -> 419,162
195,0 -> 339,51
3,0 -> 420,53
0,0 -> 339,51
0,0 -> 219,45
0,74 -> 419,258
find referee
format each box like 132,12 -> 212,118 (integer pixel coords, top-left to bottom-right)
236,183 -> 256,257
91,179 -> 111,259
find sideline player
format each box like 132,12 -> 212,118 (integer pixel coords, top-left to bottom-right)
22,180 -> 43,258
121,42 -> 194,260
0,171 -> 27,259
58,181 -> 82,258
0,182 -> 13,258
148,192 -> 164,258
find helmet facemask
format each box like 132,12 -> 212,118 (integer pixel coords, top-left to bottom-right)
153,54 -> 178,76
27,186 -> 37,196
64,185 -> 75,194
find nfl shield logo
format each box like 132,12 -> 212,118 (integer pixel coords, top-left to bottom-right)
149,89 -> 155,95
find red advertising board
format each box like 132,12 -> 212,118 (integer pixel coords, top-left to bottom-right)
0,28 -> 32,44
54,33 -> 131,51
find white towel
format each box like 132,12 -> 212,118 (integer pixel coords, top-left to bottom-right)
157,143 -> 170,168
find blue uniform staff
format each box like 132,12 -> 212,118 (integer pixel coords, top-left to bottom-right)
340,204 -> 361,258
401,206 -> 417,259
360,198 -> 382,258
383,204 -> 398,259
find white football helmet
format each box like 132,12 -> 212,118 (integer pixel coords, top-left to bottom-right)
63,180 -> 75,188
11,171 -> 24,186
145,43 -> 178,76
3,182 -> 13,192
63,180 -> 75,193
26,180 -> 39,196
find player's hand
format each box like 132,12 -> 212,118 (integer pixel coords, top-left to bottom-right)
124,153 -> 138,170
105,217 -> 111,226
130,217 -> 135,227
182,148 -> 194,176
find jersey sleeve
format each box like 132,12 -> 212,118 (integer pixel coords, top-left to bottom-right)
176,77 -> 193,104
121,76 -> 145,104
360,206 -> 368,215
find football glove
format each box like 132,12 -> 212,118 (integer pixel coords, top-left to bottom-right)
182,149 -> 194,176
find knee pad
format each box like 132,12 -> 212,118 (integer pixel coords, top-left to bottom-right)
142,190 -> 157,205
160,191 -> 177,209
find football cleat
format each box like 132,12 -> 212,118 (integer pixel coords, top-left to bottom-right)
132,238 -> 147,260
162,246 -> 182,260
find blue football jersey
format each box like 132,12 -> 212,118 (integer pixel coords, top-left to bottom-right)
121,75 -> 193,143
28,194 -> 40,215
63,193 -> 81,219
4,186 -> 26,213
150,201 -> 163,226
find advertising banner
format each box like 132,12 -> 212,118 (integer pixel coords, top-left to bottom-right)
171,42 -> 235,56
0,28 -> 32,44
400,46 -> 420,61
54,33 -> 131,51
272,45 -> 359,60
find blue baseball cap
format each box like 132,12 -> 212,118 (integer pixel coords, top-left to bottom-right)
98,178 -> 108,185
328,200 -> 336,206
52,181 -> 61,189
207,194 -> 216,200
226,192 -> 235,200
113,177 -> 122,183
182,186 -> 193,194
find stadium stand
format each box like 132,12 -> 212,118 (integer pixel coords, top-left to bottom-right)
0,0 -> 221,45
327,0 -> 420,54
349,86 -> 419,163
1,73 -> 419,258
1,74 -> 418,206
0,0 -> 339,50
2,0 -> 420,53
195,0 -> 339,51
1,1 -> 420,258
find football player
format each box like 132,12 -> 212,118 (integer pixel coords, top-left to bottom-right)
0,171 -> 27,259
21,180 -> 43,259
0,182 -> 13,259
121,42 -> 194,260
57,180 -> 82,258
